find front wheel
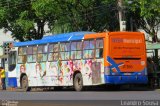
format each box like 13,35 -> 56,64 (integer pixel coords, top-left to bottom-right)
21,75 -> 31,91
73,73 -> 83,91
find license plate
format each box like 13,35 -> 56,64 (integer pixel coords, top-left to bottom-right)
124,73 -> 131,75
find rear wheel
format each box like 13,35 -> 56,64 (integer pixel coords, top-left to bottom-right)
74,73 -> 83,91
21,75 -> 31,91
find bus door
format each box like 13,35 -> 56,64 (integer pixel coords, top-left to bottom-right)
8,51 -> 17,87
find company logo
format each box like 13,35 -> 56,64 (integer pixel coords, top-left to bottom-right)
106,56 -> 124,74
112,38 -> 142,44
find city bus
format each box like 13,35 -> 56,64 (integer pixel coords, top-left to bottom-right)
7,31 -> 148,91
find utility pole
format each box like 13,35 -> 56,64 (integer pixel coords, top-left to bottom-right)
118,0 -> 126,31
130,17 -> 133,31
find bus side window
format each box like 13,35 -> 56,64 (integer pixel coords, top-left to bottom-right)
96,39 -> 103,58
71,41 -> 82,59
37,44 -> 48,62
83,39 -> 95,59
8,51 -> 17,71
99,48 -> 103,58
59,42 -> 70,60
18,47 -> 27,64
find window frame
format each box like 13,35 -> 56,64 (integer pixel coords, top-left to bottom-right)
82,39 -> 96,59
95,38 -> 104,59
17,46 -> 27,64
27,45 -> 37,63
48,43 -> 59,62
59,42 -> 70,61
70,40 -> 83,60
37,44 -> 48,62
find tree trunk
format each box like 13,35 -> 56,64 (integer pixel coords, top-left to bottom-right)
36,20 -> 45,39
152,32 -> 158,43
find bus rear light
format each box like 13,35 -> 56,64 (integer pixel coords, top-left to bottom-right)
104,67 -> 110,75
141,61 -> 145,65
145,68 -> 147,75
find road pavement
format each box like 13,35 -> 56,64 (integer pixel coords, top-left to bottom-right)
0,86 -> 160,106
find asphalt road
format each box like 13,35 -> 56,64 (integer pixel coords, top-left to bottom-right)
0,86 -> 160,106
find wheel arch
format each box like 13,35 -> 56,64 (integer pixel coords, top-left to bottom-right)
73,70 -> 82,81
73,70 -> 83,91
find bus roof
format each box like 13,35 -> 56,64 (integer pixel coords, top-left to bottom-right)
13,31 -> 95,47
108,31 -> 144,36
13,31 -> 144,47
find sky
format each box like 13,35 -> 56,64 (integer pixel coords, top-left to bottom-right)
0,30 -> 13,45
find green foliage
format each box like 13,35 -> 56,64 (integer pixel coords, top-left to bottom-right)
16,19 -> 34,33
0,0 -> 119,41
51,0 -> 119,33
16,11 -> 34,33
125,0 -> 160,42
139,0 -> 160,18
0,7 -> 7,22
0,0 -> 35,41
32,0 -> 58,19
125,0 -> 160,18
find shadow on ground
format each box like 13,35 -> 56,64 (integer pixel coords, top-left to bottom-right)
11,84 -> 159,92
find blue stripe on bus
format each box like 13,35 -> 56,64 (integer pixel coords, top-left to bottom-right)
8,77 -> 17,87
104,75 -> 148,84
106,56 -> 147,76
14,32 -> 95,47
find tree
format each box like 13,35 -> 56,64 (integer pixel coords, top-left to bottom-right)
0,0 -> 119,41
0,0 -> 34,41
53,0 -> 119,32
125,0 -> 160,42
0,0 -> 59,41
31,0 -> 60,39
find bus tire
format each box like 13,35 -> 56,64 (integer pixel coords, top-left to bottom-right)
73,73 -> 83,91
21,75 -> 31,92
